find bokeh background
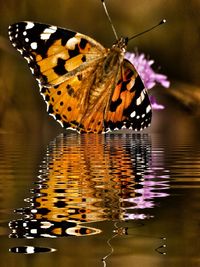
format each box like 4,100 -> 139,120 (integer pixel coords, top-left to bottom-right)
0,0 -> 200,135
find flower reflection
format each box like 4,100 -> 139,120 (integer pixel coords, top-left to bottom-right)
9,133 -> 169,241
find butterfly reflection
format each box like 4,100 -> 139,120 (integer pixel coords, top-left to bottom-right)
9,133 -> 169,239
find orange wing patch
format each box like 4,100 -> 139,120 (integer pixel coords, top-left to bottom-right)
41,76 -> 85,130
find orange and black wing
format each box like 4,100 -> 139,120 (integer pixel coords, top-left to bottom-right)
8,22 -> 151,133
8,21 -> 105,87
104,59 -> 152,132
8,21 -> 108,132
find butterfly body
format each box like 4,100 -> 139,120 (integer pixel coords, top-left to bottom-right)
8,21 -> 152,133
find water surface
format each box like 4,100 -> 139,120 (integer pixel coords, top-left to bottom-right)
0,131 -> 200,267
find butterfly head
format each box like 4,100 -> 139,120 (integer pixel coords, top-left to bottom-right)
112,37 -> 128,53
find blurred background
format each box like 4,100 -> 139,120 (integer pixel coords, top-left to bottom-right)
0,3 -> 200,265
0,0 -> 200,135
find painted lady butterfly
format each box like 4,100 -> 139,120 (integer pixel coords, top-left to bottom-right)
8,4 -> 152,133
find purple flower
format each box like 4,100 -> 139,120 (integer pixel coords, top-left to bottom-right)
125,52 -> 170,109
149,96 -> 165,110
125,52 -> 170,89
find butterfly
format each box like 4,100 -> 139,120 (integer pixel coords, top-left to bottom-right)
8,18 -> 152,133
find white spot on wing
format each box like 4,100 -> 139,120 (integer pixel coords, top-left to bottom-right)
50,26 -> 57,31
41,221 -> 53,229
26,246 -> 35,254
57,120 -> 64,127
41,234 -> 57,238
146,105 -> 151,114
104,128 -> 112,133
17,49 -> 23,55
66,37 -> 79,50
40,26 -> 57,40
136,90 -> 145,105
31,209 -> 37,213
24,56 -> 31,63
130,111 -> 136,118
30,67 -> 34,74
50,113 -> 56,120
68,127 -> 78,132
40,33 -> 50,40
30,42 -> 37,50
25,22 -> 35,30
30,229 -> 37,234
36,78 -> 41,84
23,222 -> 27,227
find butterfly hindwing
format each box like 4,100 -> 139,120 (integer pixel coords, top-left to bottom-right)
40,62 -> 106,132
104,59 -> 152,132
8,21 -> 106,87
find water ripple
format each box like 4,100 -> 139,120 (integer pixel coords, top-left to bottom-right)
9,133 -> 170,239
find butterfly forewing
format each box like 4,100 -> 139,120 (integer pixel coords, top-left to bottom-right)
8,22 -> 106,87
8,21 -> 152,133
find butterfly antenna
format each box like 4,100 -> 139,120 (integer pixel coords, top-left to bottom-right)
101,0 -> 119,40
128,19 -> 166,41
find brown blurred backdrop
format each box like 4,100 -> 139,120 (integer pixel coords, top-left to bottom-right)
0,0 -> 200,134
